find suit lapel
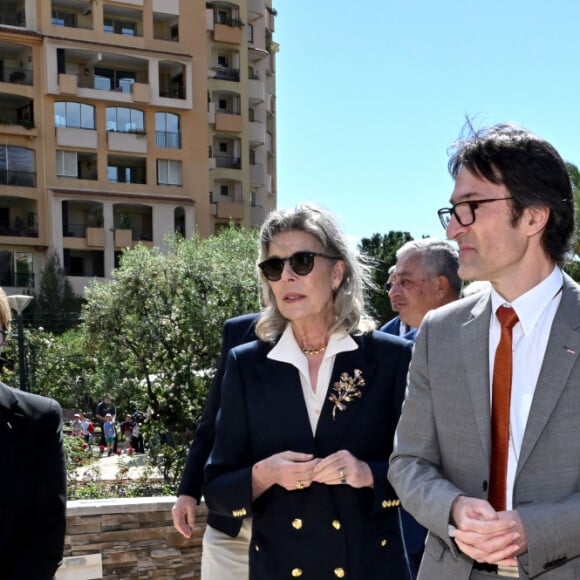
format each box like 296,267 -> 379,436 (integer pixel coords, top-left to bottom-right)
0,385 -> 23,484
255,355 -> 317,453
517,279 -> 580,474
460,295 -> 493,460
315,339 -> 376,456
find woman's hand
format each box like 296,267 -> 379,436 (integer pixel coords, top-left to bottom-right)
312,449 -> 373,488
252,451 -> 319,498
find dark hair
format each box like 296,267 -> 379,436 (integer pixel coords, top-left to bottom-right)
448,122 -> 575,265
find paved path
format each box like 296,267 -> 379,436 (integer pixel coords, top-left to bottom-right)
75,451 -> 161,481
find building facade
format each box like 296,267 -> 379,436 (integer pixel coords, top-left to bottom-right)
0,0 -> 277,295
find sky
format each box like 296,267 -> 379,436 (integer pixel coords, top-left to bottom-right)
274,0 -> 580,244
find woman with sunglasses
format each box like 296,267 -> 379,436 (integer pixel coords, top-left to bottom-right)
204,203 -> 413,579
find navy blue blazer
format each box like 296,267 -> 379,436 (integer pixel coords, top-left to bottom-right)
380,316 -> 418,342
0,383 -> 66,580
177,313 -> 258,536
204,331 -> 413,580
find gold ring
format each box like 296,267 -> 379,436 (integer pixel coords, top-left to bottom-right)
296,480 -> 305,490
338,468 -> 347,485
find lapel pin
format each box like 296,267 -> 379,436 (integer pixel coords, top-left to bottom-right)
564,347 -> 576,355
6,422 -> 12,429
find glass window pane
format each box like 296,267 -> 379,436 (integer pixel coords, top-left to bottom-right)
106,107 -> 117,131
80,104 -> 94,129
67,103 -> 81,128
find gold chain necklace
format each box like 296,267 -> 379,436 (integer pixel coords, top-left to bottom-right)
301,345 -> 326,356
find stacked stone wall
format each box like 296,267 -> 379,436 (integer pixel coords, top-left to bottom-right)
61,497 -> 207,579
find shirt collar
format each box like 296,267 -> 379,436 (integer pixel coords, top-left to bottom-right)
490,266 -> 563,334
268,324 -> 358,371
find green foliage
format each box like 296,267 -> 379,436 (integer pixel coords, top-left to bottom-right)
33,252 -> 82,333
567,162 -> 580,258
78,227 -> 262,483
358,231 -> 413,325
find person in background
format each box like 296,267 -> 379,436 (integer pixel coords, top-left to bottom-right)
71,413 -> 82,436
204,203 -> 412,579
381,237 -> 460,577
172,313 -> 258,580
96,393 -> 116,449
0,286 -> 67,579
383,238 -> 462,342
131,413 -> 145,453
120,413 -> 134,450
381,265 -> 416,338
103,413 -> 116,456
389,123 -> 580,579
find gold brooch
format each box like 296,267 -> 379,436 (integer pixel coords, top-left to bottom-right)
328,369 -> 365,420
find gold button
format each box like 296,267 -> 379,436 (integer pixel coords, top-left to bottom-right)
291,518 -> 303,530
380,538 -> 387,547
291,568 -> 303,577
334,567 -> 345,578
255,544 -> 260,551
332,519 -> 341,530
381,500 -> 388,508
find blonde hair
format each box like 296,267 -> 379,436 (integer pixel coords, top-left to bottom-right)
0,287 -> 11,333
255,203 -> 375,342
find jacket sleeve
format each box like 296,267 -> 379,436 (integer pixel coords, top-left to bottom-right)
12,398 -> 67,579
203,349 -> 254,519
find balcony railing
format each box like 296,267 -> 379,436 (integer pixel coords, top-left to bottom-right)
77,74 -> 137,93
0,222 -> 38,237
0,271 -> 35,288
64,223 -> 86,238
0,15 -> 26,27
215,155 -> 241,169
0,170 -> 36,187
0,114 -> 34,130
155,131 -> 181,148
0,66 -> 33,85
209,66 -> 240,82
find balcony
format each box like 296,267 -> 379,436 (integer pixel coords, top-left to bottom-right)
0,93 -> 35,134
248,78 -> 265,103
107,130 -> 148,154
250,163 -> 265,187
0,0 -> 26,28
0,198 -> 38,238
214,23 -> 243,45
215,112 -> 243,133
51,0 -> 94,30
249,120 -> 266,145
153,11 -> 179,42
0,66 -> 33,86
215,155 -> 240,169
155,131 -> 181,149
62,200 -> 104,245
0,170 -> 36,187
209,66 -> 240,82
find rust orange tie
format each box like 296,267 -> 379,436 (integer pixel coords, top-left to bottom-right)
488,306 -> 519,511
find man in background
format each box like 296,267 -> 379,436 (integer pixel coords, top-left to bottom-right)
381,237 -> 461,577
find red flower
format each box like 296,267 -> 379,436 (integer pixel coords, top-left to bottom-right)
99,445 -> 105,453
116,450 -> 122,455
82,443 -> 88,449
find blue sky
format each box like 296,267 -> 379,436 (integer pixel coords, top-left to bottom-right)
274,0 -> 580,244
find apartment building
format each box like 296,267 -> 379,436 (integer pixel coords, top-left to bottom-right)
0,0 -> 277,295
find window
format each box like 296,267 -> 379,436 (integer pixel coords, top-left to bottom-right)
220,184 -> 229,196
104,18 -> 136,36
155,112 -> 181,148
247,23 -> 254,43
56,151 -> 78,177
0,145 -> 35,187
54,102 -> 95,129
94,67 -> 137,92
219,142 -> 228,153
157,159 -> 182,186
107,156 -> 146,184
106,107 -> 144,132
218,55 -> 228,67
0,251 -> 33,287
52,10 -> 76,27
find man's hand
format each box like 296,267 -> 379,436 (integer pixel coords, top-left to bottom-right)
172,495 -> 197,538
451,496 -> 522,565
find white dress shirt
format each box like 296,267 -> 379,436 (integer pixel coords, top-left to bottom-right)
489,266 -> 563,510
267,325 -> 358,435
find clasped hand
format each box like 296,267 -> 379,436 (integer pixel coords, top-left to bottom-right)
451,496 -> 527,566
252,449 -> 372,496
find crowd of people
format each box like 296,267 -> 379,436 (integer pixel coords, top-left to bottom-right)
1,122 -> 578,579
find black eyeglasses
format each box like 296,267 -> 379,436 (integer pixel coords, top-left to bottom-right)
0,328 -> 8,348
437,197 -> 513,229
258,251 -> 339,281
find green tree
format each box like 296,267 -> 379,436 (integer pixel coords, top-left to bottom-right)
358,231 -> 413,326
33,252 -> 82,333
80,227 -> 261,487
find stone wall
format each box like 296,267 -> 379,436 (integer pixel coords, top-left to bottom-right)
60,497 -> 207,579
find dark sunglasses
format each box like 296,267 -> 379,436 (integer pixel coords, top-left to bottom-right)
258,251 -> 339,281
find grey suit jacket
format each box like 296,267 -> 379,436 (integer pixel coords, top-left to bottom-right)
388,273 -> 580,580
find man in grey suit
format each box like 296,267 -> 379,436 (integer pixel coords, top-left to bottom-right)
389,122 -> 579,579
